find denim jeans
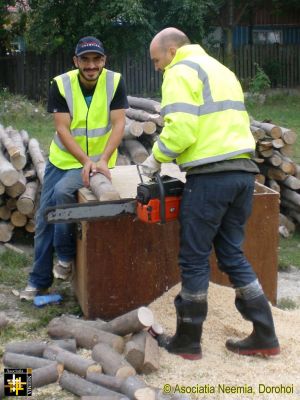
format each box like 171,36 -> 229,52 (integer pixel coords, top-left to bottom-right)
178,171 -> 257,293
28,161 -> 84,289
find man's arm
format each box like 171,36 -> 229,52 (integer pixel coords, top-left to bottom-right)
94,109 -> 126,180
53,112 -> 97,187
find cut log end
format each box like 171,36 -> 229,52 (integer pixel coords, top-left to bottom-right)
137,307 -> 154,328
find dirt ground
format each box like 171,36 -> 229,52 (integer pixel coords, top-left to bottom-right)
0,242 -> 300,399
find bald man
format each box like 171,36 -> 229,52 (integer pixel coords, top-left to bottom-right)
141,28 -> 280,360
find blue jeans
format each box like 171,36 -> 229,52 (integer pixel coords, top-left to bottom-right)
178,171 -> 257,293
28,161 -> 84,289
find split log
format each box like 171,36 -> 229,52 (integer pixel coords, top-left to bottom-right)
120,376 -> 156,400
16,180 -> 38,214
279,155 -> 296,175
5,127 -> 27,170
0,312 -> 9,330
0,222 -> 14,242
281,188 -> 300,207
266,166 -> 287,181
271,138 -> 285,149
266,179 -> 280,193
282,175 -> 300,190
124,331 -> 147,372
0,126 -> 21,160
142,121 -> 157,135
43,344 -> 102,377
127,96 -> 161,114
92,343 -> 136,378
3,352 -> 55,369
281,127 -> 297,145
121,140 -> 149,164
280,144 -> 293,157
251,120 -> 281,139
89,173 -> 120,201
5,171 -> 26,198
28,138 -> 46,184
0,205 -> 11,220
5,338 -> 77,357
25,218 -> 35,233
0,147 -> 19,186
124,118 -> 143,139
86,372 -> 124,393
60,370 -> 127,399
102,306 -> 154,336
142,333 -> 159,374
20,129 -> 29,146
250,125 -> 265,141
126,108 -> 164,127
32,362 -> 64,388
47,316 -> 124,352
265,151 -> 282,167
10,210 -> 27,227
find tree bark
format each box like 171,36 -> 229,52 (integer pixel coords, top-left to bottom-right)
32,362 -> 64,388
92,343 -> 136,378
126,108 -> 164,127
127,96 -> 161,114
142,333 -> 160,374
47,316 -> 124,352
281,127 -> 297,145
89,173 -> 120,201
102,306 -> 154,336
86,372 -> 124,393
251,121 -> 282,139
28,138 -> 46,184
59,370 -> 127,399
43,344 -> 102,377
122,140 -> 149,164
3,352 -> 55,369
124,331 -> 146,372
5,339 -> 77,357
0,147 -> 19,186
0,222 -> 14,242
16,180 -> 39,215
282,175 -> 300,190
5,171 -> 26,198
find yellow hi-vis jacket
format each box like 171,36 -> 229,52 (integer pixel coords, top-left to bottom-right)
49,68 -> 121,170
152,45 -> 255,171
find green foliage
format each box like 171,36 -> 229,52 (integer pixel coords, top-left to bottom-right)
277,297 -> 298,310
249,63 -> 271,94
0,249 -> 31,287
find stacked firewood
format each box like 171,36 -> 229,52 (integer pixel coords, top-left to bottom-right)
0,307 -> 189,400
251,119 -> 300,237
0,125 -> 45,242
116,96 -> 163,166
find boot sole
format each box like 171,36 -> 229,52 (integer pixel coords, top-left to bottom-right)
227,345 -> 280,357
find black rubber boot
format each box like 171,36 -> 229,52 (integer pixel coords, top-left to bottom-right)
158,294 -> 207,360
226,294 -> 280,356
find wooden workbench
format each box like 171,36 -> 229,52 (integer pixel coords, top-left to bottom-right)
73,165 -> 279,319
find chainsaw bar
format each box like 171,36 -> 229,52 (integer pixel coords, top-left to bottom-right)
45,199 -> 137,224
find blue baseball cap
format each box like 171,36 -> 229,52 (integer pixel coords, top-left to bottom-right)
75,36 -> 105,56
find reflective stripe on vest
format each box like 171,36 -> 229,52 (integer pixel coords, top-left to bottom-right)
161,60 -> 246,118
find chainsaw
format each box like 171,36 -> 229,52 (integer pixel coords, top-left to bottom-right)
45,167 -> 184,225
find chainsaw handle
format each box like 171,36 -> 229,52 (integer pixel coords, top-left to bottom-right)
155,172 -> 166,224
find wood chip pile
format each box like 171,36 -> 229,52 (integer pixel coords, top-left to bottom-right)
0,307 -> 190,400
250,119 -> 300,237
0,125 -> 45,242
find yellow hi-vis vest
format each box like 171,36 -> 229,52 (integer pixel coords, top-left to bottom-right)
49,68 -> 121,170
152,45 -> 255,171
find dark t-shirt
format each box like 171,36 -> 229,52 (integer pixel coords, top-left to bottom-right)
47,73 -> 129,113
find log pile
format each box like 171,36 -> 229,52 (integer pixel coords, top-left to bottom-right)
116,96 -> 163,166
0,307 -> 190,400
0,125 -> 45,242
250,119 -> 300,237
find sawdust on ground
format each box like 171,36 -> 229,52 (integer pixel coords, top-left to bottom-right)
145,282 -> 300,400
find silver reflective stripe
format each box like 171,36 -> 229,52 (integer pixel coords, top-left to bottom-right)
157,137 -> 180,158
235,279 -> 263,300
161,100 -> 245,117
174,60 -> 213,102
179,148 -> 255,170
53,134 -> 101,160
162,60 -> 245,117
72,126 -> 112,138
61,73 -> 73,117
106,70 -> 115,109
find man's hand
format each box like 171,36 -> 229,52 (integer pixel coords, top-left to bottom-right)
82,159 -> 97,187
95,159 -> 111,181
141,154 -> 161,178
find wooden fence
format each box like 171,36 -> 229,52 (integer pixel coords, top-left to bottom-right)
0,44 -> 299,101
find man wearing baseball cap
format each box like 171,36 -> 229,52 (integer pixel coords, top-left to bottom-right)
20,36 -> 128,300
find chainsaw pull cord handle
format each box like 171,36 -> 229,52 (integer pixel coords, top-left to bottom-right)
155,172 -> 166,224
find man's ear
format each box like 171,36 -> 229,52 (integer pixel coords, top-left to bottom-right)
73,56 -> 78,67
169,46 -> 177,58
